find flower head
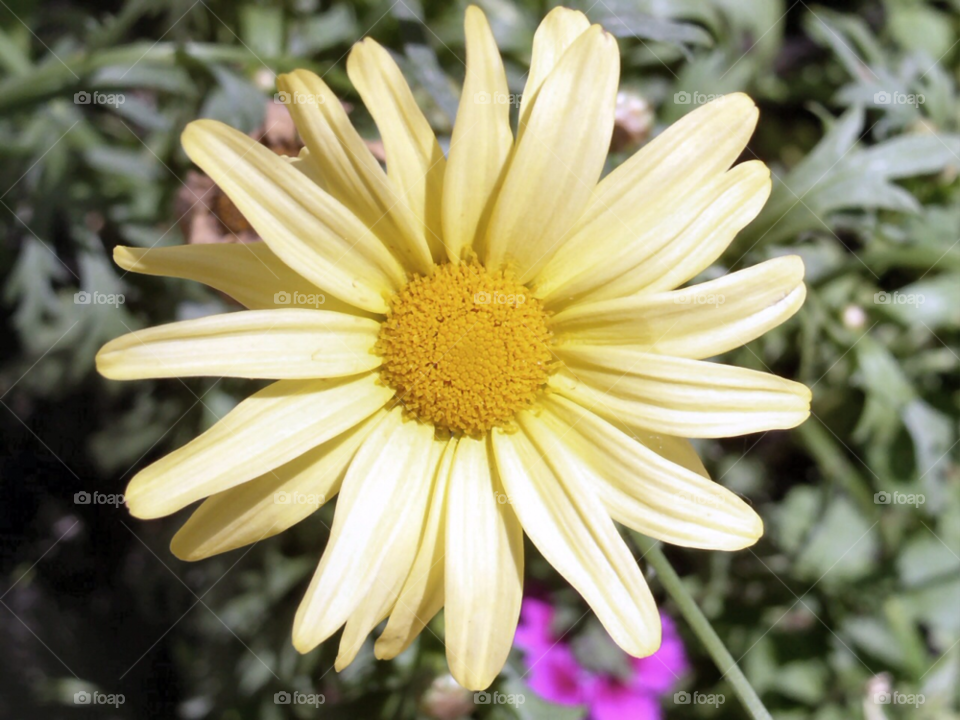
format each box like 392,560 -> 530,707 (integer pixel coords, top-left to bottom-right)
97,4 -> 810,692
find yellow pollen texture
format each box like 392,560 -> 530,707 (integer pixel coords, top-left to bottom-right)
377,262 -> 553,436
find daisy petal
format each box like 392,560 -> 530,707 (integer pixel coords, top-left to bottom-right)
97,309 -> 381,380
170,410 -> 385,561
335,437 -> 449,670
540,395 -> 763,550
276,70 -> 434,275
550,350 -> 812,438
442,6 -> 513,263
635,432 -> 709,479
347,39 -> 446,261
616,161 -> 772,294
181,119 -> 405,313
492,421 -> 661,658
550,256 -> 806,359
484,25 -> 619,283
113,243 -> 373,316
125,374 -> 393,519
375,440 -> 457,661
535,94 -> 761,303
517,7 -> 591,132
445,435 -> 524,690
292,409 -> 436,653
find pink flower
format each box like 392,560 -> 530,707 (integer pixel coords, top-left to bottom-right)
514,598 -> 689,719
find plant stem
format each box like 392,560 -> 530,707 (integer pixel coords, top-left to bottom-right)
632,533 -> 773,720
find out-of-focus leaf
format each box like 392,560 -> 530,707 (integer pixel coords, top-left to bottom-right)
795,496 -> 879,583
286,5 -> 357,56
240,6 -> 285,60
199,65 -> 266,133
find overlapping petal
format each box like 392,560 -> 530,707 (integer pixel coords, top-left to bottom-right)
550,256 -> 806,359
492,421 -> 661,658
375,440 -> 458,660
170,410 -> 385,560
539,395 -> 763,550
534,94 -> 761,305
181,119 -> 406,313
292,408 -> 437,653
335,436 -> 448,670
445,435 -> 524,690
550,349 -> 811,437
347,39 -> 447,261
276,70 -> 435,275
125,374 -> 393,519
517,7 -> 591,132
442,6 -> 513,263
483,25 -> 620,282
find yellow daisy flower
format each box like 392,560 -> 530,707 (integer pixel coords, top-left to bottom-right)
97,5 -> 811,691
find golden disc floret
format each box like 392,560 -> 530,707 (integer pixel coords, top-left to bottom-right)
377,262 -> 553,436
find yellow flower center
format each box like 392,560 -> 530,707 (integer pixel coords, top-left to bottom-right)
377,262 -> 553,436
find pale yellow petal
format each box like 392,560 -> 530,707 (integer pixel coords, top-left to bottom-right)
276,70 -> 434,275
445,435 -> 523,691
347,39 -> 446,261
125,374 -> 393,519
292,409 -> 435,653
614,162 -> 771,295
492,422 -> 661,658
484,26 -> 619,282
170,410 -> 386,560
113,243 -> 372,317
539,396 -> 763,550
442,6 -> 513,263
181,119 -> 406,313
633,432 -> 709,479
517,7 -> 591,132
335,437 -> 449,670
96,309 -> 381,380
535,94 -> 761,304
550,351 -> 812,438
375,439 -> 458,661
550,256 -> 806,359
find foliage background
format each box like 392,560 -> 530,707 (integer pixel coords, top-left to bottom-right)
0,0 -> 957,717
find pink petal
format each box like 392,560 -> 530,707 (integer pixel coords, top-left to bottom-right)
589,677 -> 663,720
514,597 -> 556,657
630,613 -> 689,695
525,644 -> 588,706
